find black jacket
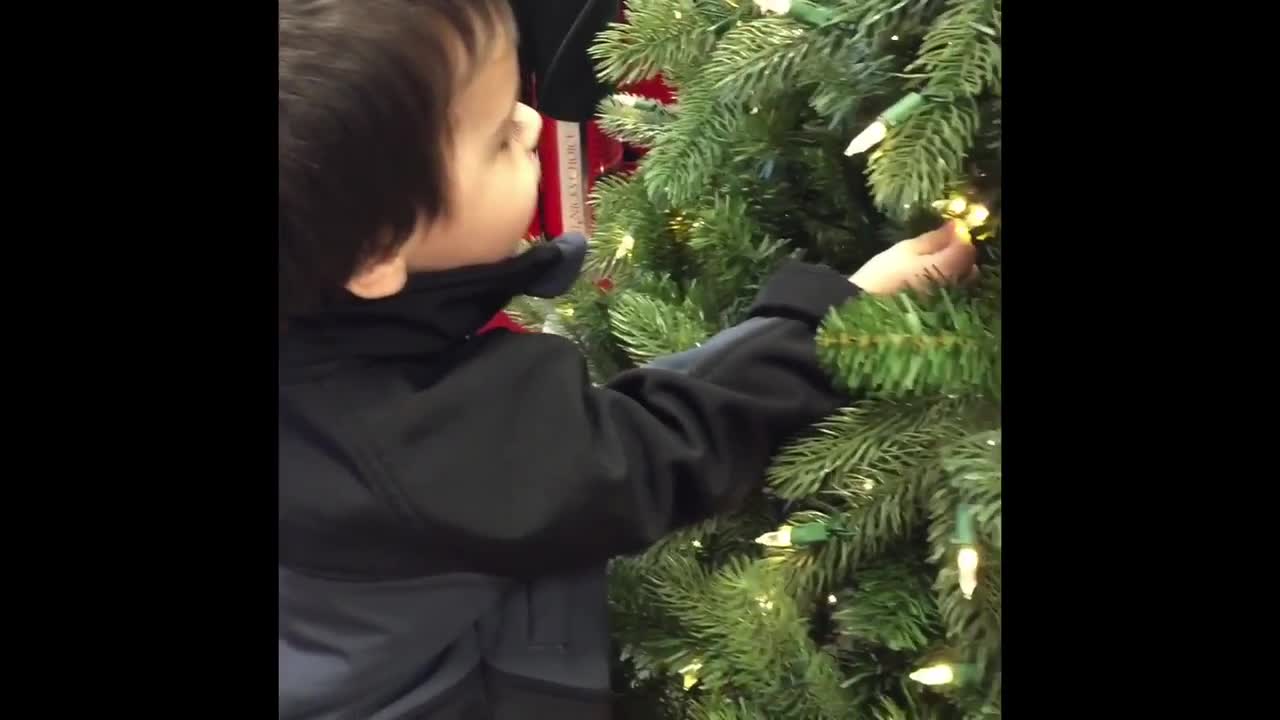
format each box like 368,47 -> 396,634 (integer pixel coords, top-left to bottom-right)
278,235 -> 861,718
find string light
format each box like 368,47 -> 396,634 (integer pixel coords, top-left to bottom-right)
679,660 -> 703,690
952,504 -> 979,599
909,663 -> 976,686
754,521 -> 830,548
827,594 -> 838,605
691,539 -> 703,548
753,0 -> 835,26
844,93 -> 925,156
957,547 -> 979,599
909,664 -> 955,685
613,94 -> 665,113
932,195 -> 992,244
615,233 -> 636,259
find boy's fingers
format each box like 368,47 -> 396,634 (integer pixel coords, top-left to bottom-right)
927,234 -> 977,278
903,221 -> 960,255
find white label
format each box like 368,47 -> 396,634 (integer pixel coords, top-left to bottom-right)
555,120 -> 590,237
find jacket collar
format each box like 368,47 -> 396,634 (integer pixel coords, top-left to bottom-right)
280,234 -> 587,376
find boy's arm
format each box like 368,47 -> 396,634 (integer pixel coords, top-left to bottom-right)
383,260 -> 857,578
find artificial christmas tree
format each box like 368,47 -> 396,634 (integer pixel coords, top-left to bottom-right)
510,0 -> 1001,718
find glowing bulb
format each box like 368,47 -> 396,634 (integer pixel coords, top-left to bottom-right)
827,594 -> 838,605
964,204 -> 990,226
615,233 -> 635,259
754,0 -> 792,13
910,664 -> 955,686
756,594 -> 774,611
844,121 -> 887,155
755,526 -> 793,547
679,661 -> 702,690
946,197 -> 968,214
891,34 -> 900,40
674,9 -> 682,18
691,539 -> 703,548
957,546 -> 979,599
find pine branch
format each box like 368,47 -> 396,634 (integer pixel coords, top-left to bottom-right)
940,429 -> 1001,549
925,442 -> 1001,716
683,194 -> 789,318
588,0 -> 729,87
652,557 -> 853,719
907,0 -> 1001,99
640,16 -> 835,207
777,457 -> 954,598
610,291 -> 713,365
867,99 -> 980,217
707,18 -> 829,101
598,95 -> 680,147
548,279 -> 635,381
832,564 -> 941,653
768,396 -> 969,500
587,173 -> 667,281
817,286 -> 998,398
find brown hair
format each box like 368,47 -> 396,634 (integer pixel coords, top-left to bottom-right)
279,0 -> 515,321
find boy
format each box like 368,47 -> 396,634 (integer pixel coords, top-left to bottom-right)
278,1 -> 977,718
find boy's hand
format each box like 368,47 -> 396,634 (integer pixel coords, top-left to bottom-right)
849,221 -> 978,296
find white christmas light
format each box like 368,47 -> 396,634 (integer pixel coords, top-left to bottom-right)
844,93 -> 925,156
964,204 -> 990,226
755,526 -> 793,548
615,234 -> 636,260
957,547 -> 979,599
844,121 -> 888,156
827,594 -> 838,605
910,664 -> 955,686
679,660 -> 703,690
754,0 -> 793,14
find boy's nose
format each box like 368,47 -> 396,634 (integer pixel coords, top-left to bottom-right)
515,102 -> 542,152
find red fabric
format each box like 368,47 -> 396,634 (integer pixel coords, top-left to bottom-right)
479,311 -> 529,335
622,75 -> 676,104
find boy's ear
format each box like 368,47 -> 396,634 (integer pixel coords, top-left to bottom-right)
345,251 -> 409,300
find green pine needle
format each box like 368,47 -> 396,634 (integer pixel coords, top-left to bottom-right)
817,287 -> 998,398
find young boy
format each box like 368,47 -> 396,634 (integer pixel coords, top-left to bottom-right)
278,1 -> 977,718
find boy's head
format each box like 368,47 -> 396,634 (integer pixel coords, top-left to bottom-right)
279,0 -> 542,321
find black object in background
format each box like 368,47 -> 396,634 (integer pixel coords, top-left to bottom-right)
510,0 -> 620,121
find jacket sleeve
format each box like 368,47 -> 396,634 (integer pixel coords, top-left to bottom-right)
385,260 -> 861,578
